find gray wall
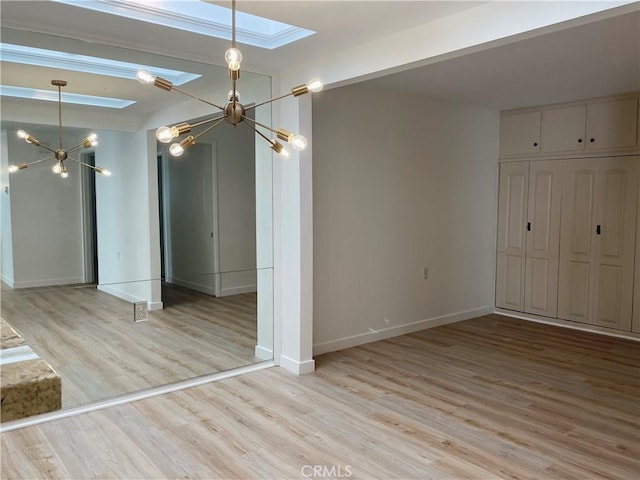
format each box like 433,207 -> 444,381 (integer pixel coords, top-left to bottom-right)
312,84 -> 500,353
2,128 -> 86,288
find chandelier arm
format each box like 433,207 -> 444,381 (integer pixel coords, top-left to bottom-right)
250,124 -> 274,145
191,117 -> 226,142
190,114 -> 226,129
24,155 -> 55,167
30,142 -> 58,155
170,86 -> 225,110
241,115 -> 279,136
67,156 -> 110,174
66,156 -> 96,170
66,143 -> 88,154
243,92 -> 295,112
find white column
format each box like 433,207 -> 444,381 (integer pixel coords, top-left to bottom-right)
275,95 -> 315,374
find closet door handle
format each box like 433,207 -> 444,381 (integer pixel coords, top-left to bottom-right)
527,222 -> 531,232
596,225 -> 601,235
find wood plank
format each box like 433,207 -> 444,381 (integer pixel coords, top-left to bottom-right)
1,282 -> 259,408
2,314 -> 639,479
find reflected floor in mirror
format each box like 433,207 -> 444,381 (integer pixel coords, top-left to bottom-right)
0,282 -> 259,409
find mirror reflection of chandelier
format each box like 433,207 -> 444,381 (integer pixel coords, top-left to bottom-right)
136,0 -> 323,159
9,80 -> 110,179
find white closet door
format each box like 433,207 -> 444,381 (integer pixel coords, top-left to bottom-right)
592,157 -> 638,330
496,162 -> 529,310
524,161 -> 562,317
558,159 -> 599,324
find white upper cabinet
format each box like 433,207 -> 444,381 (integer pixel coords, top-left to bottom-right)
542,104 -> 586,154
499,111 -> 541,157
500,94 -> 639,159
586,97 -> 638,151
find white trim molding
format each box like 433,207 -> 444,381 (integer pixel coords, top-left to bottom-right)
314,306 -> 495,356
0,360 -> 275,433
254,345 -> 273,361
279,355 -> 315,375
495,308 -> 640,342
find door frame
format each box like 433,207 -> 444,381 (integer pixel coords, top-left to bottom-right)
158,143 -> 221,296
80,151 -> 98,284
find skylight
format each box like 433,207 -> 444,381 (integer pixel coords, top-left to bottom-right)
0,43 -> 200,85
51,0 -> 315,49
0,85 -> 135,109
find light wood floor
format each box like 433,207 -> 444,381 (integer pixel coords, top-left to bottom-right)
1,282 -> 259,407
2,314 -> 638,479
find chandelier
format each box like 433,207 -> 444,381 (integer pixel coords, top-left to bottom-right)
8,80 -> 110,178
136,0 -> 323,159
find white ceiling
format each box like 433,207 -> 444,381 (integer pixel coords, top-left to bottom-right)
363,8 -> 640,110
0,0 -> 638,122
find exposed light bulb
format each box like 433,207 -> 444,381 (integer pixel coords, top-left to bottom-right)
225,48 -> 242,71
88,133 -> 97,142
306,78 -> 324,93
16,130 -> 27,139
279,148 -> 291,159
8,165 -> 18,173
95,167 -> 111,176
136,69 -> 155,84
61,170 -> 69,179
169,143 -> 185,157
291,134 -> 308,151
156,126 -> 175,143
52,162 -> 62,174
227,89 -> 240,101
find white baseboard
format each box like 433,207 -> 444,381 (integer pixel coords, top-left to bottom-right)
1,274 -> 14,288
148,301 -> 164,311
255,345 -> 273,360
279,355 -> 315,375
495,308 -> 640,341
313,306 -> 495,356
97,284 -> 142,304
11,276 -> 84,289
167,277 -> 215,296
220,284 -> 257,296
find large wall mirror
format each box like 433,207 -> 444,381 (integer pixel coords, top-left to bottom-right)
0,25 -> 274,419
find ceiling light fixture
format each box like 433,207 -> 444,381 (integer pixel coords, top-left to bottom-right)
136,0 -> 323,160
8,80 -> 111,179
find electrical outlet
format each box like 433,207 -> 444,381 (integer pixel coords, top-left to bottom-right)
133,302 -> 148,322
423,267 -> 429,279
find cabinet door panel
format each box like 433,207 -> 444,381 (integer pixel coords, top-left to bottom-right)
596,265 -> 623,328
592,158 -> 638,330
503,256 -> 525,309
558,159 -> 599,323
529,258 -> 551,311
500,111 -> 541,157
567,261 -> 591,320
496,163 -> 529,310
524,162 -> 561,317
587,98 -> 638,151
542,104 -> 586,154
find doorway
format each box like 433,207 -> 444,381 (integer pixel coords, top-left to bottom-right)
81,151 -> 98,285
157,143 -> 220,296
